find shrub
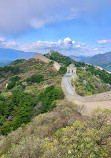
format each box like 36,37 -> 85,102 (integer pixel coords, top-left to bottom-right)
58,66 -> 67,74
1,66 -> 20,74
26,74 -> 44,83
7,81 -> 16,89
38,85 -> 64,112
12,59 -> 26,65
10,76 -> 20,82
0,90 -> 36,135
1,122 -> 12,135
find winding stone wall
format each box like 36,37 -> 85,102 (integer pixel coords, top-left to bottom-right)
34,53 -> 61,71
62,73 -> 111,116
34,53 -> 51,64
53,61 -> 61,71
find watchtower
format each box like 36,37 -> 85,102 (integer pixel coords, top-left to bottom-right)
67,64 -> 76,75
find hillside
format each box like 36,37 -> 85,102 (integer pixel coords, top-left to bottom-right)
0,53 -> 111,157
45,52 -> 111,96
81,51 -> 111,71
0,58 -> 64,135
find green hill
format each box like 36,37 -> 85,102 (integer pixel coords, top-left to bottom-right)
0,53 -> 111,158
0,58 -> 64,136
45,52 -> 111,96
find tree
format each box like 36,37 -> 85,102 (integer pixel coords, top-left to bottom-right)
26,74 -> 44,83
38,85 -> 64,112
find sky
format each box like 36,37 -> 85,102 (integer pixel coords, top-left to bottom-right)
0,0 -> 111,56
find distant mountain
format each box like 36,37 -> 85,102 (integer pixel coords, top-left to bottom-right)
81,51 -> 111,72
0,60 -> 13,67
68,55 -> 87,61
0,48 -> 35,61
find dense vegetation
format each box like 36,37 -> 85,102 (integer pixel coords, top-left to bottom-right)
26,74 -> 44,84
45,51 -> 86,68
7,76 -> 21,89
46,52 -> 111,96
11,59 -> 26,65
0,65 -> 20,74
87,65 -> 111,84
0,100 -> 111,157
74,67 -> 111,96
0,90 -> 36,135
0,58 -> 63,135
38,85 -> 64,112
0,55 -> 111,157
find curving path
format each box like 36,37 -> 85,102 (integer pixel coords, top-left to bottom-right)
62,73 -> 111,116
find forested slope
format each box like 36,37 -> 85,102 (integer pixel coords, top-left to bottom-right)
45,52 -> 111,96
0,54 -> 111,158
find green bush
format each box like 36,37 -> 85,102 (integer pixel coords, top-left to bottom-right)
7,76 -> 21,90
0,66 -> 20,74
10,76 -> 20,82
26,74 -> 44,83
12,59 -> 26,65
0,90 -> 36,135
7,81 -> 16,89
1,122 -> 12,135
38,85 -> 64,112
58,66 -> 67,74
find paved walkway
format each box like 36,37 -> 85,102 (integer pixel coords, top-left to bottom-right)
62,76 -> 74,95
62,72 -> 111,116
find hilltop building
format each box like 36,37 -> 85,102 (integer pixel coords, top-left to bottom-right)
49,50 -> 54,55
67,64 -> 76,75
34,53 -> 61,71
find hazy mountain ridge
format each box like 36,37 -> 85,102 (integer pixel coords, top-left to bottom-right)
81,51 -> 111,71
68,55 -> 87,61
0,48 -> 35,60
0,60 -> 13,67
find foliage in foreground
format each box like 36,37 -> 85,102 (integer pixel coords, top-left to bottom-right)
0,109 -> 111,158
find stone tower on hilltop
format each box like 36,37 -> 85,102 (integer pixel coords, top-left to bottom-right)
67,64 -> 76,75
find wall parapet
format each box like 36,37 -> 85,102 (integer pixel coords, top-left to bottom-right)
62,73 -> 111,115
34,53 -> 61,71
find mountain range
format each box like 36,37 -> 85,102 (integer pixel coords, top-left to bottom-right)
1,48 -> 111,72
68,55 -> 87,61
0,48 -> 35,60
81,51 -> 111,72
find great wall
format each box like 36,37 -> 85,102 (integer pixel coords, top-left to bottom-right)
34,53 -> 61,71
32,54 -> 111,115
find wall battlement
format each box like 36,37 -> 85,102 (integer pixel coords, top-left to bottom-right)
62,71 -> 111,116
34,53 -> 61,71
34,53 -> 51,63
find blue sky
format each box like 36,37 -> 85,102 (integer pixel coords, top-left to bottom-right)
0,0 -> 111,56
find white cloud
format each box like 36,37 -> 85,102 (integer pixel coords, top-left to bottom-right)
0,0 -> 107,35
0,36 -> 97,56
94,48 -> 98,51
97,39 -> 111,44
76,44 -> 81,48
